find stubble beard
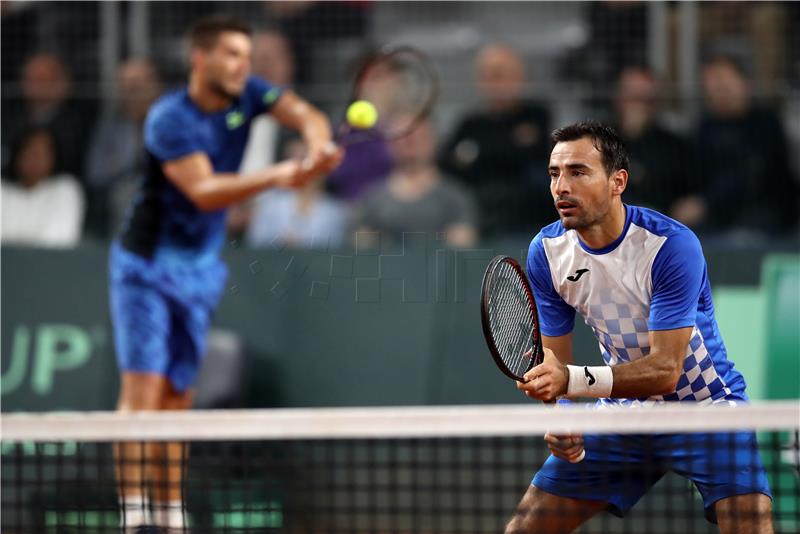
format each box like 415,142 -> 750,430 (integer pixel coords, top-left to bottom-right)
208,77 -> 242,101
560,199 -> 610,231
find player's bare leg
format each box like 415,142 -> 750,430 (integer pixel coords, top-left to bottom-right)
115,372 -> 170,531
715,493 -> 773,534
504,485 -> 605,534
150,383 -> 194,532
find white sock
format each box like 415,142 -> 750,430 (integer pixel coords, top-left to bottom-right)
154,500 -> 186,530
119,493 -> 150,528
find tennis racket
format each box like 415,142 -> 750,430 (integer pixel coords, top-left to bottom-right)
481,255 -> 586,463
336,46 -> 439,146
480,255 -> 543,381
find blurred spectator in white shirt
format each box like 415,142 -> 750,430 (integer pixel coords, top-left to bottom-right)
2,53 -> 95,180
2,126 -> 84,247
246,178 -> 347,250
231,29 -> 297,241
247,138 -> 347,250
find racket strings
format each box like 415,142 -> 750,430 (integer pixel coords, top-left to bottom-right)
488,262 -> 536,377
354,50 -> 437,138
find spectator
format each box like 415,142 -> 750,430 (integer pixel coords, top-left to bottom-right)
247,137 -> 347,249
239,28 -> 296,174
439,43 -> 550,237
2,53 -> 95,178
247,175 -> 347,250
354,116 -> 477,248
689,55 -> 798,237
233,28 -> 300,241
84,58 -> 162,238
266,1 -> 370,88
612,66 -> 694,220
2,126 -> 84,247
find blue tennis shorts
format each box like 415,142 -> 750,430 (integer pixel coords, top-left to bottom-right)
109,243 -> 227,392
532,430 -> 772,523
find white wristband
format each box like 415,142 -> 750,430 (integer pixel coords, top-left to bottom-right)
566,365 -> 613,398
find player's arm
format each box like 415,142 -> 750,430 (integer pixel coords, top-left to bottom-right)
608,327 -> 690,396
163,153 -> 308,212
269,90 -> 342,175
523,327 -> 690,401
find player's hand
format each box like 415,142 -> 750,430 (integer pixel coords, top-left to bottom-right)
516,348 -> 569,402
269,159 -> 312,189
300,141 -> 344,179
544,432 -> 586,463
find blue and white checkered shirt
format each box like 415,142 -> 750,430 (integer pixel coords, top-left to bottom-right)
527,205 -> 746,406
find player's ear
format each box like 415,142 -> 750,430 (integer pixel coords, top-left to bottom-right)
610,169 -> 627,196
190,48 -> 204,70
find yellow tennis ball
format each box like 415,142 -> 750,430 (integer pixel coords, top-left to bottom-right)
346,100 -> 378,129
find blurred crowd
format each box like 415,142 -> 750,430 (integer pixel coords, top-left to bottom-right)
1,1 -> 798,250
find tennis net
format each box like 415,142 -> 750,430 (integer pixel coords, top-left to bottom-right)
2,401 -> 798,533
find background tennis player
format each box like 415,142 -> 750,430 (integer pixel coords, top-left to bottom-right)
109,15 -> 342,532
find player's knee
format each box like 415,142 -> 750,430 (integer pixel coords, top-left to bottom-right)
117,372 -> 167,410
504,487 -> 547,534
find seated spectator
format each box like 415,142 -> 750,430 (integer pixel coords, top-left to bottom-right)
246,180 -> 347,250
688,55 -> 798,237
247,137 -> 347,249
231,28 -> 299,241
439,43 -> 551,237
239,28 -> 296,174
2,53 -> 95,179
612,66 -> 694,220
84,58 -> 162,238
354,116 -> 477,248
2,127 -> 84,247
325,51 -> 394,203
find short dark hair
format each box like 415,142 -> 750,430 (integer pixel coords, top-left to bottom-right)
189,15 -> 252,50
550,121 -> 629,175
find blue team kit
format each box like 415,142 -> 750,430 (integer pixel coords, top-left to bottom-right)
109,77 -> 281,391
526,205 -> 771,520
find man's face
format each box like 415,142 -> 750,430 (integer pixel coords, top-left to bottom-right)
18,132 -> 56,187
118,61 -> 161,121
475,47 -> 525,109
615,69 -> 657,133
390,117 -> 436,170
548,138 -> 620,230
251,32 -> 294,86
702,61 -> 749,117
200,31 -> 252,99
22,55 -> 70,109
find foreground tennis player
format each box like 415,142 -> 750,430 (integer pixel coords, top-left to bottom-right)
508,121 -> 772,534
109,15 -> 341,532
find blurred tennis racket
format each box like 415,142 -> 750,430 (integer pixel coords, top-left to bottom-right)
481,255 -> 586,463
336,46 -> 439,146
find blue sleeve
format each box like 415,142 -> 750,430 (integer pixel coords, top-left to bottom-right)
649,229 -> 704,330
247,76 -> 283,116
526,236 -> 575,336
144,104 -> 203,162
